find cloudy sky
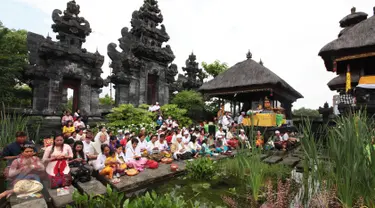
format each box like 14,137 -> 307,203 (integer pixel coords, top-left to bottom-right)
1,0 -> 373,109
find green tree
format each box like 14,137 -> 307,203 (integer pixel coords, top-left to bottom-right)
172,90 -> 205,122
171,90 -> 204,111
201,60 -> 229,77
99,94 -> 115,106
0,21 -> 28,105
293,107 -> 320,117
160,104 -> 192,127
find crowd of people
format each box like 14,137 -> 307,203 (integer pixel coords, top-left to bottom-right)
0,107 -> 299,199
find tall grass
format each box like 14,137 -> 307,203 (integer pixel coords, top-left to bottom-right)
0,104 -> 31,149
300,111 -> 375,207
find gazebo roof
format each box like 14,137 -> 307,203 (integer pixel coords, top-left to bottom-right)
327,73 -> 360,90
199,57 -> 303,102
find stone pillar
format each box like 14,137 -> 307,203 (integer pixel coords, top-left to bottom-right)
32,79 -> 49,114
282,102 -> 293,120
61,88 -> 68,106
79,81 -> 91,116
90,88 -> 101,116
158,78 -> 166,106
129,78 -> 139,106
47,79 -> 62,115
139,76 -> 146,105
164,84 -> 169,105
115,84 -> 129,105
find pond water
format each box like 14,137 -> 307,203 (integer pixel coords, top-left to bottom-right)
142,175 -> 248,207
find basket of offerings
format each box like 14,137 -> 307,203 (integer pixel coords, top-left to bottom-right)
125,169 -> 139,176
161,158 -> 173,164
170,164 -> 178,172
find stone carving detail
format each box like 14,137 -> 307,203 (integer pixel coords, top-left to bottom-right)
177,52 -> 203,91
108,0 -> 176,105
25,0 -> 104,116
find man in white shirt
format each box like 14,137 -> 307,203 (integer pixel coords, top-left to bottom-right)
237,112 -> 245,125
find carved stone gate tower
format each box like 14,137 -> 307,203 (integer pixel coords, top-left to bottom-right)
107,0 -> 178,106
25,0 -> 105,116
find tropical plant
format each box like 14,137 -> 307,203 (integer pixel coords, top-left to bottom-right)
123,191 -> 198,208
99,94 -> 115,106
186,157 -> 216,180
160,104 -> 192,127
67,185 -> 124,208
300,112 -> 375,207
106,104 -> 154,129
0,104 -> 30,149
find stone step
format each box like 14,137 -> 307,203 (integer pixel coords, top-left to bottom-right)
279,157 -> 301,167
263,156 -> 283,164
10,197 -> 47,208
105,161 -> 187,193
76,178 -> 107,196
44,184 -> 75,208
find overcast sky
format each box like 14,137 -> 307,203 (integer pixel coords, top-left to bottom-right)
1,0 -> 374,109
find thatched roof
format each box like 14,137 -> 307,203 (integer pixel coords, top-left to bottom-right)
319,9 -> 373,56
327,73 -> 360,90
199,58 -> 303,101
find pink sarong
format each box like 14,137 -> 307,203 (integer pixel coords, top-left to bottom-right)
127,158 -> 148,172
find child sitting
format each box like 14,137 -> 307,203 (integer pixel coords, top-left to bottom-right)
115,144 -> 128,176
101,150 -> 119,180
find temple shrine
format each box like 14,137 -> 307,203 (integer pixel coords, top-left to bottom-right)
107,0 -> 178,106
319,7 -> 375,114
176,52 -> 205,91
25,0 -> 105,116
199,50 -> 303,127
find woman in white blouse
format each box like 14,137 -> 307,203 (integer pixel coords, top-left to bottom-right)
126,138 -> 148,172
187,136 -> 201,158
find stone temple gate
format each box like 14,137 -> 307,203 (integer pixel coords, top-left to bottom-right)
25,0 -> 105,116
107,0 -> 178,106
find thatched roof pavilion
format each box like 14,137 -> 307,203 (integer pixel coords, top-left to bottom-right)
199,51 -> 303,119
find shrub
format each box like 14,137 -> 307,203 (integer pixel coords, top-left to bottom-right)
106,104 -> 154,129
186,157 -> 216,180
160,104 -> 192,127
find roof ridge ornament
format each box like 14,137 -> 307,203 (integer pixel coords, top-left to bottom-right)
351,7 -> 356,14
246,50 -> 252,59
259,58 -> 264,66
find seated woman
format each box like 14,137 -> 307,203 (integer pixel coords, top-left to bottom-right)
42,134 -> 73,188
206,134 -> 215,149
8,144 -> 45,183
69,141 -> 87,168
215,135 -> 229,153
187,136 -> 201,158
171,135 -> 189,160
200,139 -> 212,157
95,144 -> 120,181
63,121 -> 75,135
126,138 -> 148,172
109,136 -> 118,152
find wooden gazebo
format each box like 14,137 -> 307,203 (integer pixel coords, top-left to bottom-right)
199,51 -> 303,119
